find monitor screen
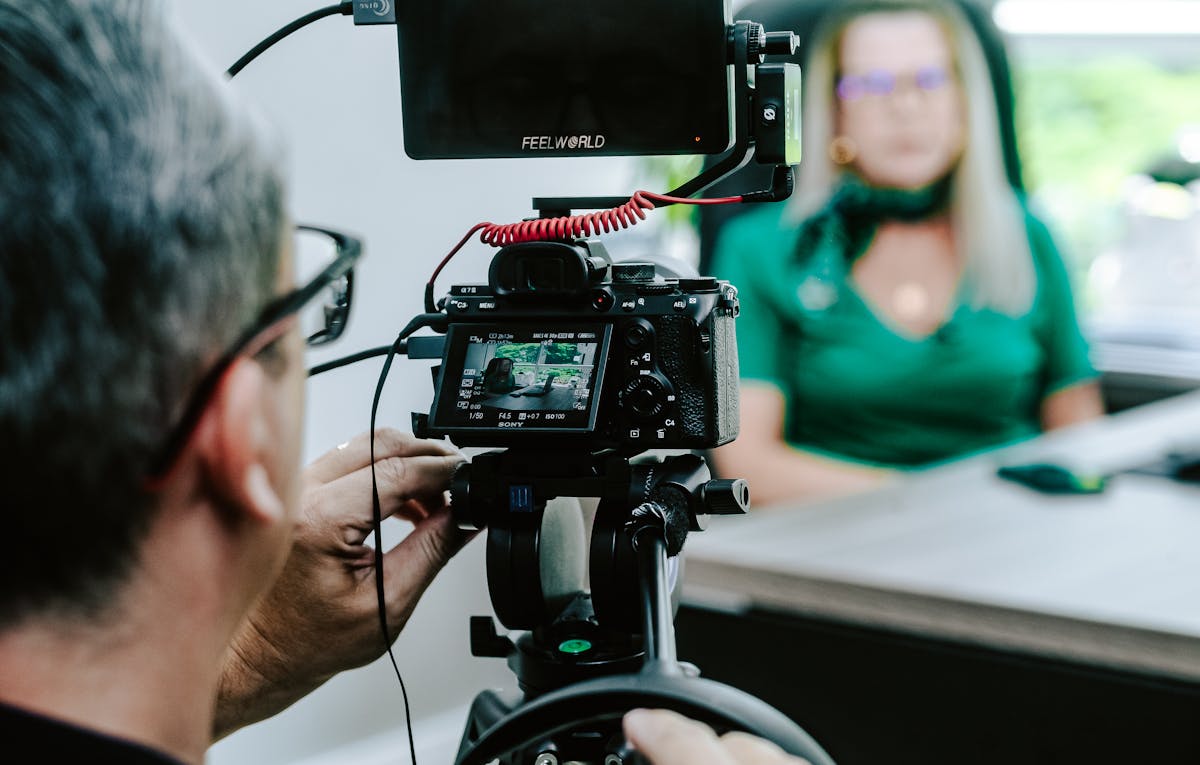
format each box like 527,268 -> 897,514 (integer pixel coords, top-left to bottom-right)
430,324 -> 611,433
396,0 -> 733,159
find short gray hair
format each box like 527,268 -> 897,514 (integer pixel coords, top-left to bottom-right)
789,0 -> 1035,315
0,0 -> 287,625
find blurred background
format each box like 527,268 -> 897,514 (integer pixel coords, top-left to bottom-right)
1000,0 -> 1200,411
163,1 -> 1200,762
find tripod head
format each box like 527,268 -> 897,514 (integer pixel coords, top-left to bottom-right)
450,449 -> 833,765
452,449 -> 745,632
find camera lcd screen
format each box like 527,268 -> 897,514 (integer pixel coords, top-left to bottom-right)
431,324 -> 611,433
395,0 -> 733,159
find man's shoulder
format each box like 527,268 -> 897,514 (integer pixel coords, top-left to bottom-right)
0,701 -> 184,764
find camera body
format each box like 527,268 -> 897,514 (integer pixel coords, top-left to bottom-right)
425,239 -> 740,452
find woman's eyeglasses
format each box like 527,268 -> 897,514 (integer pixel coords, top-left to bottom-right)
144,224 -> 362,486
836,65 -> 952,102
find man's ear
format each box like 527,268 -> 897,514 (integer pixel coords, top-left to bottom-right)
193,358 -> 286,525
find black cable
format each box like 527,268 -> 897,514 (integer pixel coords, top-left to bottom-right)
308,345 -> 396,377
226,2 -> 353,78
367,312 -> 445,765
368,332 -> 419,765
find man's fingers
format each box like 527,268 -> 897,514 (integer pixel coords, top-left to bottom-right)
393,498 -> 433,524
720,731 -> 812,764
304,429 -> 461,485
624,710 -> 811,765
310,452 -> 463,535
623,709 -> 735,765
379,507 -> 476,625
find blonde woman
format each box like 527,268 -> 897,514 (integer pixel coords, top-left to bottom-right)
710,0 -> 1104,507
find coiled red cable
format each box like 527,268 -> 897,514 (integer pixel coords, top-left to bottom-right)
481,190 -> 741,246
427,190 -> 743,307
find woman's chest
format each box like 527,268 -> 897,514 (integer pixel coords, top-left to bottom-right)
848,223 -> 961,339
785,300 -> 1047,413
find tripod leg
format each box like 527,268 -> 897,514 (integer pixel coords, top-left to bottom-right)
455,688 -> 522,763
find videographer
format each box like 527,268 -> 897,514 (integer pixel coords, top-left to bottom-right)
0,0 -> 471,758
0,2 -> 802,763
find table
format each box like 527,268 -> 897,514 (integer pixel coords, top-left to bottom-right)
676,391 -> 1200,764
1087,315 -> 1200,411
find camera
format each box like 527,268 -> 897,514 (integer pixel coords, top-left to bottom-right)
231,0 -> 832,760
381,1 -> 832,760
424,238 -> 740,451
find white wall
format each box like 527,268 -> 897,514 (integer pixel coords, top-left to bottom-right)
160,3 -> 682,764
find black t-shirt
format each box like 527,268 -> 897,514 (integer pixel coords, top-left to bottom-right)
0,700 -> 185,763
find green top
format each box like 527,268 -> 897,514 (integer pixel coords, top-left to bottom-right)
710,200 -> 1097,468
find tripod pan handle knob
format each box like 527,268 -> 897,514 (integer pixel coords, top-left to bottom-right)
701,478 -> 750,515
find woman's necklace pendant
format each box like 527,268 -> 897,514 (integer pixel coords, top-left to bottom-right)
893,281 -> 931,320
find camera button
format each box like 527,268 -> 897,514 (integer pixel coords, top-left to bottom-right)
624,323 -> 651,348
590,290 -> 614,312
679,277 -> 719,292
619,298 -> 638,312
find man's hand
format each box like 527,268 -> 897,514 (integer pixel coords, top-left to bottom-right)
214,429 -> 470,739
623,709 -> 812,765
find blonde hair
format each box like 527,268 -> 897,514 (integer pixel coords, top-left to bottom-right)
789,0 -> 1035,315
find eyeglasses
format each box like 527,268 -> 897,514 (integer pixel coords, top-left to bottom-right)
835,65 -> 952,102
144,224 -> 362,487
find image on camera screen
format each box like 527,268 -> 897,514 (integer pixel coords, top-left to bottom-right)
432,325 -> 611,433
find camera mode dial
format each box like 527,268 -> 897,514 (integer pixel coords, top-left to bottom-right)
619,375 -> 671,420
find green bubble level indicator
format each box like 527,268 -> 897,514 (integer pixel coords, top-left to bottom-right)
558,638 -> 592,655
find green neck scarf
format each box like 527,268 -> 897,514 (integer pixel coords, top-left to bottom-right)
789,174 -> 953,312
797,173 -> 953,263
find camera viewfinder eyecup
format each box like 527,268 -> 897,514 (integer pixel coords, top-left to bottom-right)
489,240 -> 612,300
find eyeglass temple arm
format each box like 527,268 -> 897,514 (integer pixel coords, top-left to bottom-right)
306,313 -> 448,378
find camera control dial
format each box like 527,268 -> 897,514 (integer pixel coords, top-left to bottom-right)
620,376 -> 671,419
611,263 -> 656,283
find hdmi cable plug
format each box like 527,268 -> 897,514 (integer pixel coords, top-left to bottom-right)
353,0 -> 395,25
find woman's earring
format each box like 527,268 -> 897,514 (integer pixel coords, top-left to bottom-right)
829,135 -> 858,165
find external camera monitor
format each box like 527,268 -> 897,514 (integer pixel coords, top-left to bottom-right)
395,0 -> 733,159
430,324 -> 612,434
